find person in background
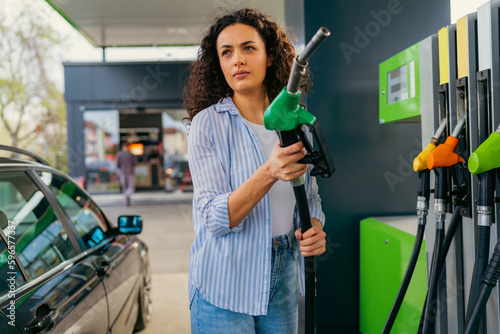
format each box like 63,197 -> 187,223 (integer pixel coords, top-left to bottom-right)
115,142 -> 137,206
183,8 -> 326,333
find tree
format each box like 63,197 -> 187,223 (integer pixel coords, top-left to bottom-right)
0,0 -> 68,171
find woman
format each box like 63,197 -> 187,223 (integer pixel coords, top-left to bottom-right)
184,8 -> 327,333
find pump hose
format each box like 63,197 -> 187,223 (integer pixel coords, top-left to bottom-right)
418,167 -> 448,334
466,226 -> 491,322
418,169 -> 431,198
477,172 -> 495,206
415,207 -> 461,334
382,224 -> 425,334
419,226 -> 444,334
293,185 -> 315,334
465,171 -> 494,327
278,128 -> 316,334
382,171 -> 430,334
439,208 -> 462,270
464,241 -> 500,334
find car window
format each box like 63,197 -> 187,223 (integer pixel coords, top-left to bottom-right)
0,238 -> 18,295
0,171 -> 76,284
39,172 -> 109,250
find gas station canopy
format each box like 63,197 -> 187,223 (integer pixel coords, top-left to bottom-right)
45,0 -> 286,47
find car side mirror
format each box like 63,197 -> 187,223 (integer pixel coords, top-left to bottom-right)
117,215 -> 142,234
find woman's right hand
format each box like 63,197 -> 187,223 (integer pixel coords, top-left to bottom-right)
265,140 -> 307,182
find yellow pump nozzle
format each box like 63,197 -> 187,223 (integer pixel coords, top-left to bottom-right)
413,142 -> 437,172
427,136 -> 465,170
414,118 -> 448,171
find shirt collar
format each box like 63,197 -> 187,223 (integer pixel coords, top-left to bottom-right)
214,96 -> 239,115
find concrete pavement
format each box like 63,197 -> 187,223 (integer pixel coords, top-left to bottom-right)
95,191 -> 194,334
92,190 -> 193,207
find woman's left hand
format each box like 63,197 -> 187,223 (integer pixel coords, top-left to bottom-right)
295,218 -> 326,257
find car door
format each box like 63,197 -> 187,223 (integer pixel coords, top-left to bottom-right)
0,170 -> 109,334
39,170 -> 142,334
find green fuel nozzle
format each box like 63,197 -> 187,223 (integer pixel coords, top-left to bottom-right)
263,27 -> 335,178
468,123 -> 500,174
264,88 -> 317,131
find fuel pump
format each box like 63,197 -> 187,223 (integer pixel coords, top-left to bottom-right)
463,123 -> 500,334
382,119 -> 446,334
464,68 -> 495,333
418,26 -> 459,334
464,2 -> 500,332
420,115 -> 468,334
263,27 -> 334,334
376,4 -> 500,334
377,35 -> 440,333
419,19 -> 478,333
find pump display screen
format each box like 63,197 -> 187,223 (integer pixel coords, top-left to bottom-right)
387,65 -> 408,105
379,41 -> 420,124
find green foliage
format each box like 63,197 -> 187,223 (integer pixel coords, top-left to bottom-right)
0,0 -> 67,171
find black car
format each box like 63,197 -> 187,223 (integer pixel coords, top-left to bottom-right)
0,146 -> 152,334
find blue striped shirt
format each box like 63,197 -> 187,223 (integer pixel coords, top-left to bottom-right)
188,97 -> 325,316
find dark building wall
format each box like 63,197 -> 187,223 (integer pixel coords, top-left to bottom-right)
64,62 -> 190,178
303,1 -> 450,333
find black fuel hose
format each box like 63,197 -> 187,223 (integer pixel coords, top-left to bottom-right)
419,169 -> 431,198
293,185 -> 315,333
439,208 -> 462,269
419,167 -> 447,334
416,206 -> 461,334
466,226 -> 491,322
382,224 -> 425,334
464,239 -> 500,334
382,170 -> 430,334
465,171 -> 494,327
278,129 -> 315,334
419,227 -> 444,334
434,167 -> 447,200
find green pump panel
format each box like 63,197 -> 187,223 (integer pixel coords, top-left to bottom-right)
379,42 -> 421,124
360,217 -> 427,333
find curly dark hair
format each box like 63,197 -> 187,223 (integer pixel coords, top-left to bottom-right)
183,8 -> 310,123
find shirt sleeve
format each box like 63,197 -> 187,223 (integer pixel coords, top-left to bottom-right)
305,167 -> 325,227
188,110 -> 243,237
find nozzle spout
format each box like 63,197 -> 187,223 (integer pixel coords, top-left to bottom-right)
451,116 -> 466,138
434,117 -> 448,139
297,27 -> 331,64
287,27 -> 330,95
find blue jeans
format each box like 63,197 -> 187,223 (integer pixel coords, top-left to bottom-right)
190,230 -> 299,333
